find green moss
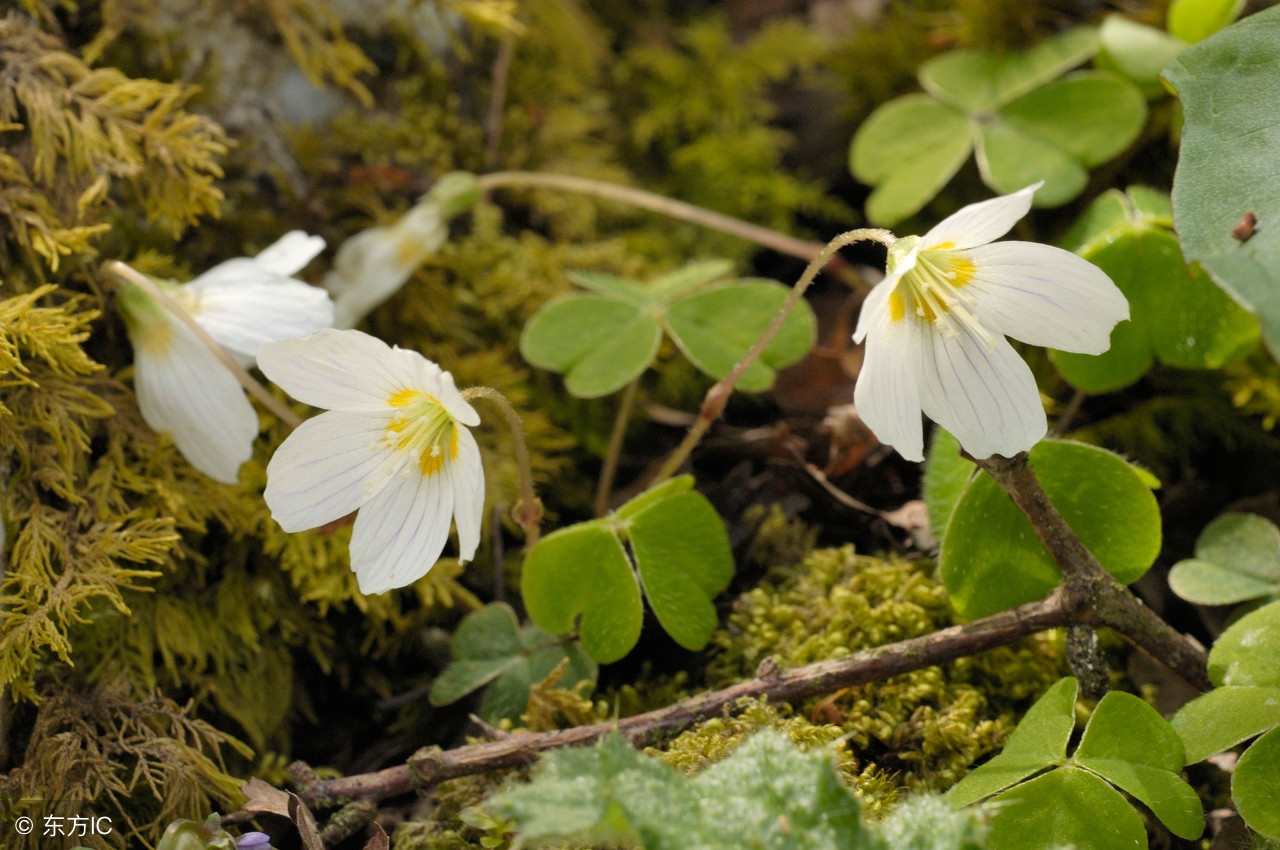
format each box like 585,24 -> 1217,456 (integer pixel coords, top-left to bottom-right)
709,544 -> 1066,796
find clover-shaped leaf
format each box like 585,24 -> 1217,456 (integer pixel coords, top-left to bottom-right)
1051,187 -> 1258,392
1171,600 -> 1280,839
429,603 -> 598,722
520,262 -> 815,398
1165,4 -> 1280,356
1168,513 -> 1280,606
951,677 -> 1203,846
939,439 -> 1162,619
522,476 -> 733,663
1167,0 -> 1246,44
851,28 -> 1147,224
1096,15 -> 1188,97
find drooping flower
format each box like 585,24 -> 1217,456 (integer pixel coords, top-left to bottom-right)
258,328 -> 484,594
853,183 -> 1128,462
118,231 -> 333,483
323,172 -> 479,328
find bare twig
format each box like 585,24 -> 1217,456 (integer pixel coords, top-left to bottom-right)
299,593 -> 1070,806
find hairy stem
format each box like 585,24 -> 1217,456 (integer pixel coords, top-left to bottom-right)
104,261 -> 302,429
594,378 -> 638,517
475,171 -> 866,290
975,453 -> 1210,691
462,386 -> 542,547
650,228 -> 894,484
299,593 -> 1070,805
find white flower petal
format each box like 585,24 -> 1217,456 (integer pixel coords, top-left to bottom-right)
853,303 -> 926,462
852,276 -> 897,345
258,329 -> 428,412
966,242 -> 1129,354
190,277 -> 334,360
922,183 -> 1043,251
252,231 -> 326,276
917,325 -> 1047,460
264,410 -> 398,531
450,427 -> 485,562
349,470 -> 455,594
132,318 -> 257,483
418,361 -> 481,427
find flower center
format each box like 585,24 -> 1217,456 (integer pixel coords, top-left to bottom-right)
887,241 -> 993,345
384,389 -> 459,477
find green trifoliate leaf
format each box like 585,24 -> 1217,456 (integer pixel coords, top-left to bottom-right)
852,28 -> 1147,224
985,767 -> 1147,850
1167,0 -> 1246,43
1207,598 -> 1280,688
488,732 -> 870,850
1169,513 -> 1280,605
850,95 -> 973,227
919,28 -> 1101,113
1234,726 -> 1280,839
1165,5 -> 1280,356
520,265 -> 814,397
665,279 -> 816,392
1074,691 -> 1203,840
429,603 -> 597,722
940,440 -> 1161,619
1172,685 -> 1280,762
947,677 -> 1077,808
1052,187 -> 1258,392
521,476 -> 732,663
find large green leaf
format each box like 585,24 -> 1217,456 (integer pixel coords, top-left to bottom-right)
1165,5 -> 1280,355
947,677 -> 1076,807
1169,513 -> 1280,605
1207,599 -> 1280,688
665,280 -> 816,393
1074,691 -> 1203,840
1052,187 -> 1259,392
985,767 -> 1147,850
940,440 -> 1162,618
921,428 -> 974,545
1234,726 -> 1280,839
522,477 -> 733,662
429,603 -> 598,722
1171,685 -> 1280,762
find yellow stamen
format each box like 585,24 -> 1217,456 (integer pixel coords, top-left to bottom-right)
885,243 -> 992,346
382,389 -> 459,477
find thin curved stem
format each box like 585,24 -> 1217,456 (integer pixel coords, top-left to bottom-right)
476,171 -> 867,291
650,228 -> 894,484
594,378 -> 638,517
104,261 -> 302,429
462,386 -> 542,547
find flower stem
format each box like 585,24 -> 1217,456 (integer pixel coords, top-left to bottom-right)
974,453 -> 1210,691
651,227 -> 894,484
461,386 -> 542,547
475,171 -> 867,291
594,378 -> 638,517
104,260 -> 303,429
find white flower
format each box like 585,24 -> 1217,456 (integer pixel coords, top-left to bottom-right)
323,202 -> 448,329
258,328 -> 484,594
119,231 -> 333,483
852,183 -> 1128,462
